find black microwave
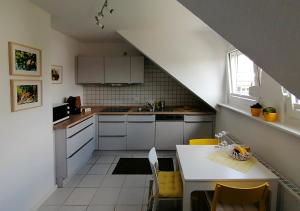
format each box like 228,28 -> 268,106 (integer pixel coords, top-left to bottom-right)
53,103 -> 70,124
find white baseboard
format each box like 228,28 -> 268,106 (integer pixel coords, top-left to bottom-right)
30,185 -> 57,211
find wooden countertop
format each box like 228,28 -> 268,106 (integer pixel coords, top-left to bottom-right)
53,106 -> 215,130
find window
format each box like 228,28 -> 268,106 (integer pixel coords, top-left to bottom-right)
228,50 -> 261,98
291,95 -> 300,110
282,87 -> 300,119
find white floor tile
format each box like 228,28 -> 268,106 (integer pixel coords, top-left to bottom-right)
77,164 -> 93,175
59,206 -> 87,211
97,155 -> 115,163
123,175 -> 147,187
64,175 -> 85,188
114,205 -> 142,211
37,206 -> 60,211
44,188 -> 73,205
77,175 -> 104,188
90,187 -> 120,205
64,188 -> 97,205
106,163 -> 117,175
88,156 -> 100,164
87,205 -> 114,211
117,188 -> 145,205
88,164 -> 111,175
101,175 -> 126,187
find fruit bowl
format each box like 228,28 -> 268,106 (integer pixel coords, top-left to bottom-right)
228,144 -> 252,161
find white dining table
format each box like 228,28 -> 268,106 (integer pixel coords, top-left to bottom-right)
176,145 -> 279,211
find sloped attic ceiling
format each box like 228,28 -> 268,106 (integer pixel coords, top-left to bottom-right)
31,0 -> 230,107
178,0 -> 300,99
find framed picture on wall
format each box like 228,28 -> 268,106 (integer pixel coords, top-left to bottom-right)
8,42 -> 42,76
10,79 -> 42,112
51,65 -> 63,84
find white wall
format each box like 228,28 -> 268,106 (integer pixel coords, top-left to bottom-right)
50,29 -> 82,103
178,0 -> 300,100
79,42 -> 141,56
119,26 -> 229,108
0,0 -> 55,211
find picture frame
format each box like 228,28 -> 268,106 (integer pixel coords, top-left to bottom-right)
10,79 -> 42,112
8,42 -> 42,77
51,65 -> 63,84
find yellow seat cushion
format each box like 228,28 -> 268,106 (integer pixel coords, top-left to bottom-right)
158,171 -> 183,198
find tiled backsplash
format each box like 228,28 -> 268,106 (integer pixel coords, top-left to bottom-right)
83,59 -> 204,106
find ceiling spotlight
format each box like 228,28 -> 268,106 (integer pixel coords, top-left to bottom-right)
97,12 -> 104,19
95,0 -> 114,30
96,21 -> 104,30
103,0 -> 114,14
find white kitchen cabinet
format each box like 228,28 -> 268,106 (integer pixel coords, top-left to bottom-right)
127,115 -> 155,150
130,56 -> 144,83
54,116 -> 95,187
183,115 -> 215,145
77,56 -> 105,84
98,115 -> 127,150
105,57 -> 131,83
155,121 -> 184,150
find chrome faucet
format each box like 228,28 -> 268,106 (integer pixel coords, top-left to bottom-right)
146,101 -> 155,112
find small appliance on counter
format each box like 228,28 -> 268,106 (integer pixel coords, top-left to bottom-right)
66,96 -> 81,114
53,103 -> 70,124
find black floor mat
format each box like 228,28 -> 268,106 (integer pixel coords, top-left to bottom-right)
112,158 -> 174,174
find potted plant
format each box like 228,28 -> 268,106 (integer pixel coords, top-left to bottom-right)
250,103 -> 263,117
262,107 -> 278,122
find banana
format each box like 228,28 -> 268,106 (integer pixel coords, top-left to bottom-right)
233,145 -> 249,155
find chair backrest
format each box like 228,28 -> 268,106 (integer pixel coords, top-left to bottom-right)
148,147 -> 160,194
211,183 -> 270,211
189,138 -> 219,145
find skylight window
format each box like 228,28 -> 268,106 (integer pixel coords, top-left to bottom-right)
228,50 -> 261,98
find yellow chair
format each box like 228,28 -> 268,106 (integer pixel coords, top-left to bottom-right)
189,138 -> 219,145
206,183 -> 270,211
148,147 -> 183,211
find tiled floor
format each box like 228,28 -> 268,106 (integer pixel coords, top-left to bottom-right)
38,150 -> 177,211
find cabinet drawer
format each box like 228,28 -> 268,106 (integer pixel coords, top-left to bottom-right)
99,122 -> 126,136
184,115 -> 215,122
127,115 -> 155,122
67,138 -> 95,177
99,115 -> 126,122
66,116 -> 94,138
99,137 -> 126,150
67,125 -> 94,158
127,122 -> 155,150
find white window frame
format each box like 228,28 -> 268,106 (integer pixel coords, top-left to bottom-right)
282,87 -> 300,120
227,50 -> 261,101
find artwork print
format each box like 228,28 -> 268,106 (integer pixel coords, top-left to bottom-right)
10,80 -> 42,112
51,65 -> 63,84
9,42 -> 42,76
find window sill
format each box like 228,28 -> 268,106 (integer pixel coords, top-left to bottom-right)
218,103 -> 300,139
230,94 -> 258,102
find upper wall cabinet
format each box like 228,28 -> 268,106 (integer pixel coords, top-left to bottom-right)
105,57 -> 131,83
77,56 -> 105,84
130,56 -> 144,83
76,56 -> 144,84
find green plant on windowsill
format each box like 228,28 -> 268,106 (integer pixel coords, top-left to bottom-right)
262,107 -> 278,122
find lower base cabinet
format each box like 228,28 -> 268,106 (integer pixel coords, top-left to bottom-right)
155,121 -> 184,150
54,116 -> 95,187
99,137 -> 126,150
127,122 -> 155,150
183,115 -> 215,144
